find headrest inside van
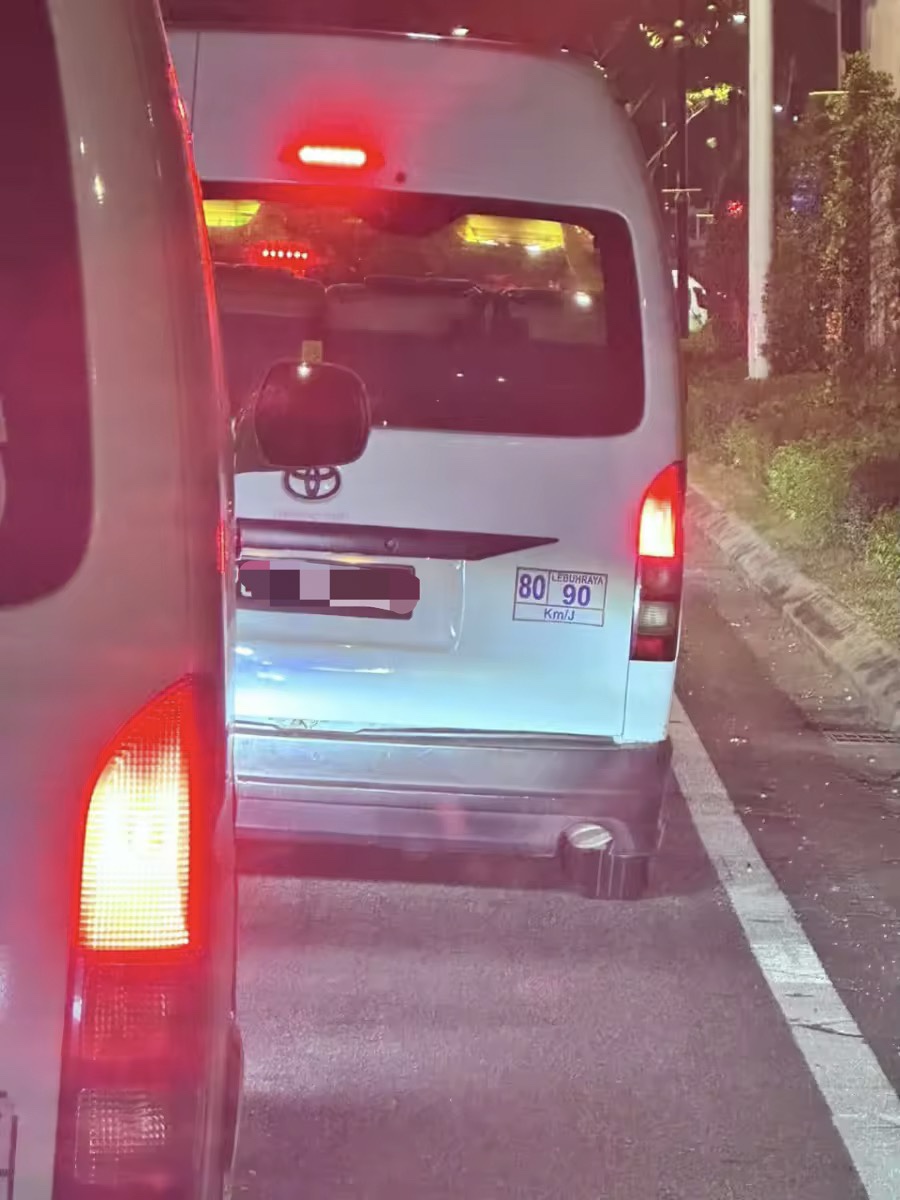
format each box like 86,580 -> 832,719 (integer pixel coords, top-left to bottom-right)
325,282 -> 478,336
216,264 -> 326,319
216,267 -> 327,412
501,289 -> 606,345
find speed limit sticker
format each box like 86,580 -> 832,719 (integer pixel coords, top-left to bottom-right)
513,568 -> 607,627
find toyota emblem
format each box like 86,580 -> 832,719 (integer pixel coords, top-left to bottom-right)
283,466 -> 342,502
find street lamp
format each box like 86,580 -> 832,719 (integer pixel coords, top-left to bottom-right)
657,2 -> 771,376
674,36 -> 691,339
641,4 -> 733,338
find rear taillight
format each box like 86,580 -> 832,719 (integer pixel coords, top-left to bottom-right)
78,683 -> 194,954
55,678 -> 213,1199
632,463 -> 685,662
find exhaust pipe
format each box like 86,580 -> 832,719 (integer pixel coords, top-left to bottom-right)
566,823 -> 615,853
561,824 -> 649,901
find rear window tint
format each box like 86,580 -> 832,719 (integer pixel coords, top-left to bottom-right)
205,190 -> 644,437
0,3 -> 92,606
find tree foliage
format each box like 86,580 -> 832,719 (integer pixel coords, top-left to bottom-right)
765,106 -> 833,373
820,54 -> 900,375
766,54 -> 900,378
700,201 -> 747,358
639,0 -> 745,50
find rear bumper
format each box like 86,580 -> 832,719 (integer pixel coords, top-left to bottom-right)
235,729 -> 673,858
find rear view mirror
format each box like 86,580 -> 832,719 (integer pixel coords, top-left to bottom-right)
250,360 -> 370,470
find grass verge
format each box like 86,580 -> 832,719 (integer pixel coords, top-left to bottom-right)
688,363 -> 900,648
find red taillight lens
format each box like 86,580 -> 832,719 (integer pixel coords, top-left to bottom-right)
78,680 -> 196,954
639,463 -> 681,559
56,678 -> 214,1198
632,464 -> 685,663
298,144 -> 368,168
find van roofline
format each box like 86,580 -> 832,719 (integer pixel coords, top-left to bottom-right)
164,19 -> 598,69
163,21 -> 628,107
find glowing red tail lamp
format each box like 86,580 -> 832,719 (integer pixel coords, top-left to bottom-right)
632,463 -> 686,663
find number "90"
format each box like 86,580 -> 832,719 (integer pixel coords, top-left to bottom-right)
518,573 -> 591,608
562,582 -> 592,607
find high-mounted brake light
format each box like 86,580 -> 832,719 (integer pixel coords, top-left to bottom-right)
78,680 -> 196,953
260,247 -> 308,260
298,144 -> 368,168
632,464 -> 685,662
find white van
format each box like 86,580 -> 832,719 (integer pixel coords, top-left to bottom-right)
0,3 -> 244,1196
168,24 -> 685,899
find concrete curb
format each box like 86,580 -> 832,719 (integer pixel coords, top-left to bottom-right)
688,482 -> 900,732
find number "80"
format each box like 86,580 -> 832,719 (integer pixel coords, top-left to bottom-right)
518,572 -> 592,608
518,572 -> 547,601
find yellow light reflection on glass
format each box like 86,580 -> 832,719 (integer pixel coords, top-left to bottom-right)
203,200 -> 261,229
459,215 -> 565,251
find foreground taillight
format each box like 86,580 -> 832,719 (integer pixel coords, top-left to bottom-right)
55,678 -> 211,1198
60,967 -> 204,1193
632,463 -> 685,662
78,684 -> 193,953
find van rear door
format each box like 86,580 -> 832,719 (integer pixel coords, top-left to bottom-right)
214,196 -> 653,739
2,5 -> 237,1196
0,5 -> 96,1195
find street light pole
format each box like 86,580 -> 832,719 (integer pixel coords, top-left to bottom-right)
675,44 -> 690,340
748,0 -> 774,379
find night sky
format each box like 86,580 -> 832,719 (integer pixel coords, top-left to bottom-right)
162,0 -> 843,93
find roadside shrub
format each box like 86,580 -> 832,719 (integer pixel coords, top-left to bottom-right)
766,441 -> 852,542
721,420 -> 773,484
849,456 -> 900,515
765,56 -> 900,380
843,491 -> 873,552
765,214 -> 828,374
842,456 -> 900,548
682,321 -> 723,367
701,205 -> 747,361
864,509 -> 900,584
821,56 -> 900,375
686,365 -> 738,458
766,106 -> 834,375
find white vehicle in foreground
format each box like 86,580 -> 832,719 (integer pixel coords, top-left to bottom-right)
0,3 -> 244,1195
169,22 -> 685,900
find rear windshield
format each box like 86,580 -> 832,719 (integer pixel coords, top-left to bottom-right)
205,190 -> 644,437
0,3 -> 92,606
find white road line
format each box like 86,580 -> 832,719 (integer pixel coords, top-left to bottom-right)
671,698 -> 900,1200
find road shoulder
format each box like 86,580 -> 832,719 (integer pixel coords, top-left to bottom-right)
689,481 -> 900,732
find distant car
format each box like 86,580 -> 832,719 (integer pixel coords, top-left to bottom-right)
169,23 -> 685,901
672,270 -> 710,334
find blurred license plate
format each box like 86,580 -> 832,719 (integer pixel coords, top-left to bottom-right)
237,559 -> 419,620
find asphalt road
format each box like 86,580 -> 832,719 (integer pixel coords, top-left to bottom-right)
231,513 -> 900,1200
